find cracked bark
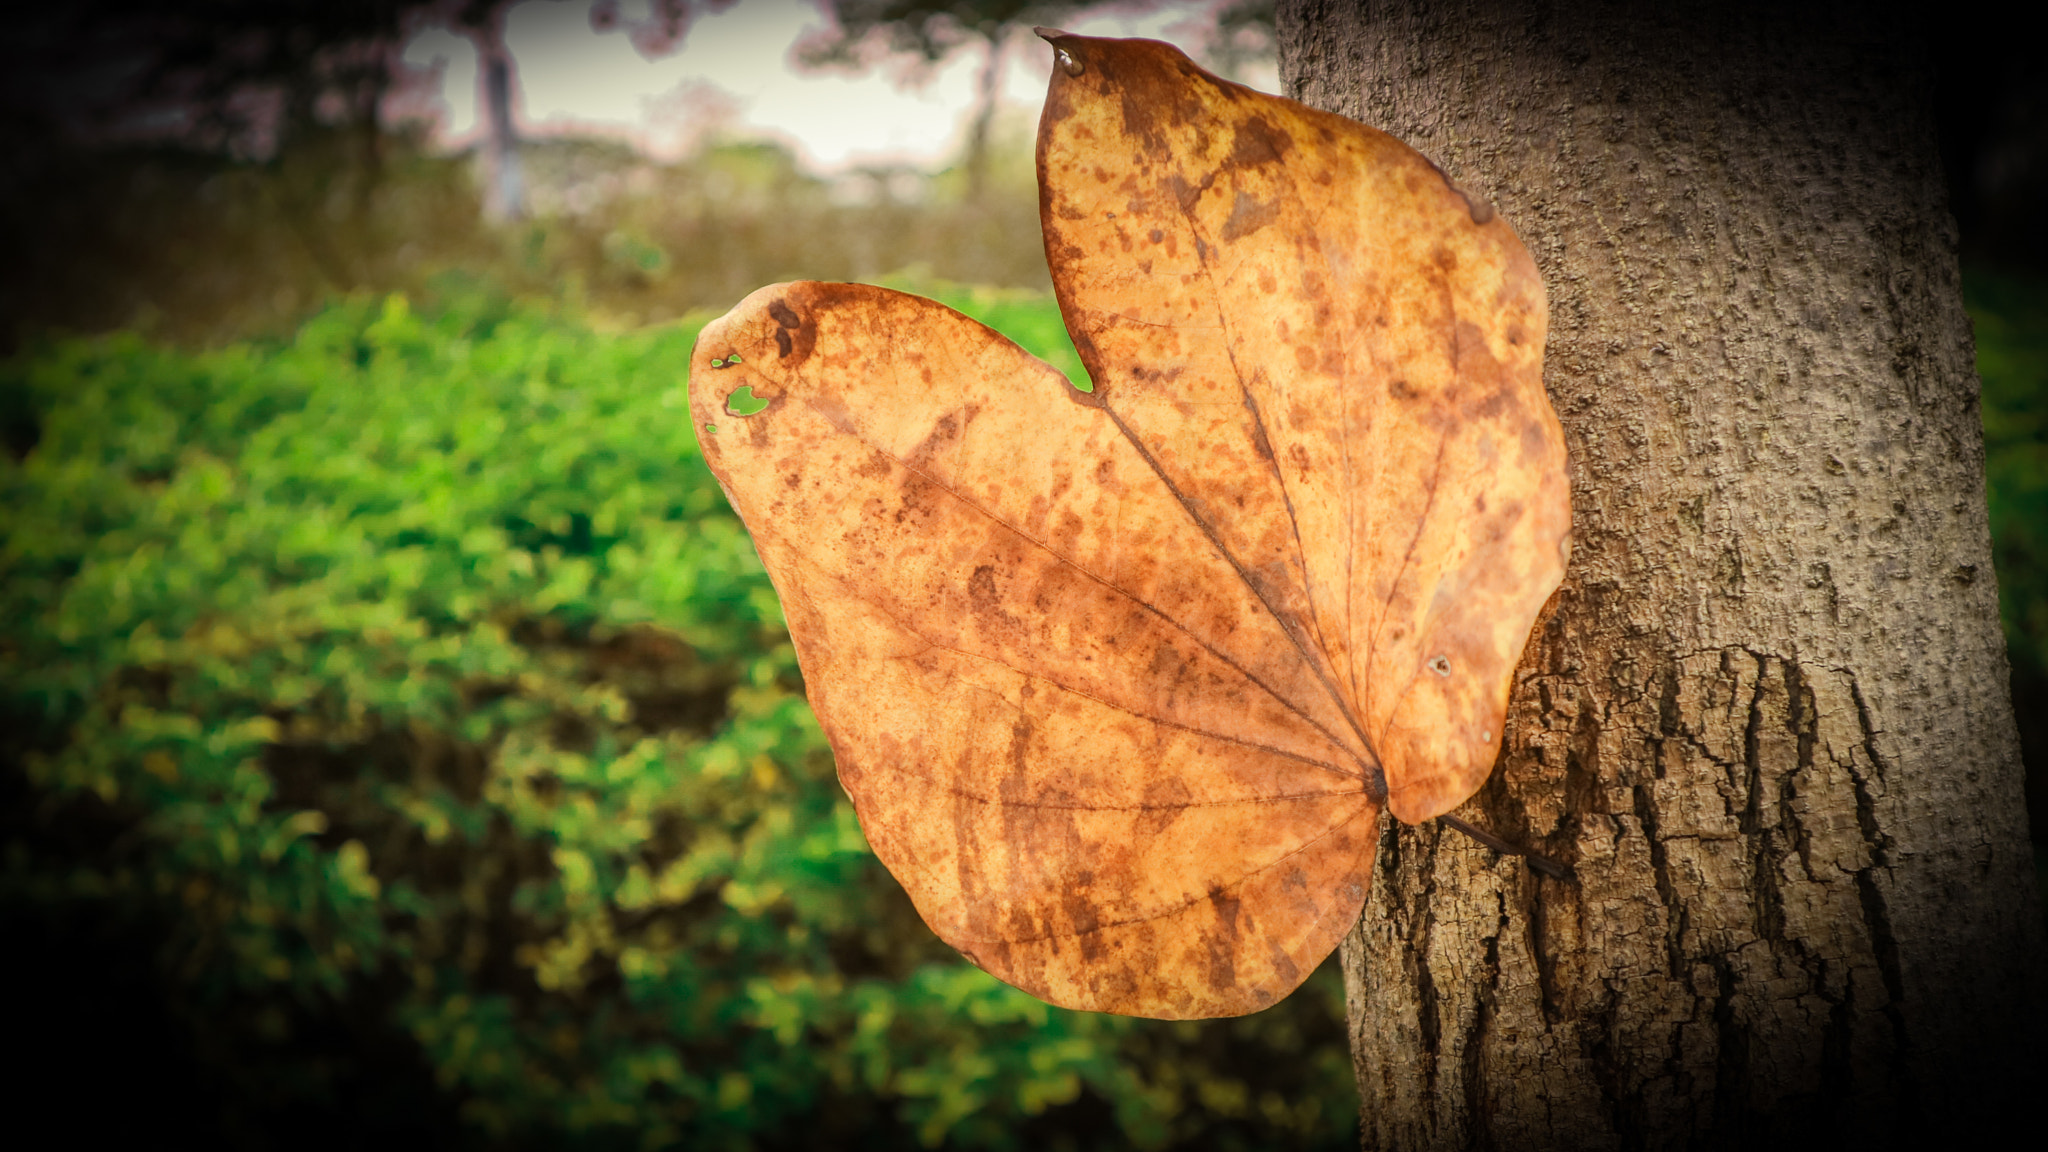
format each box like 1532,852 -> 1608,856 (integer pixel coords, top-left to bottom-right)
1277,0 -> 2045,1146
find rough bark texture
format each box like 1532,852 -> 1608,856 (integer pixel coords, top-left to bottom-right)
1275,1 -> 2046,1146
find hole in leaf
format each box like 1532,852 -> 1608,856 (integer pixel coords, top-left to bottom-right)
1428,654 -> 1451,677
725,386 -> 769,416
702,422 -> 717,434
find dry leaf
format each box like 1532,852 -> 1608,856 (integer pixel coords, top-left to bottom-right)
688,32 -> 1569,1020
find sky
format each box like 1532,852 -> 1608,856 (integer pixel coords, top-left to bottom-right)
400,0 -> 1276,174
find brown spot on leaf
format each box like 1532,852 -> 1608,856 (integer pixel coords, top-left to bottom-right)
968,564 -> 1001,608
1226,114 -> 1290,170
1221,190 -> 1279,241
1205,891 -> 1242,990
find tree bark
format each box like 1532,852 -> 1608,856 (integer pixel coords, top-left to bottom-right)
1275,1 -> 2046,1146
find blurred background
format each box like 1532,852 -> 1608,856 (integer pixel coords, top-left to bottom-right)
0,1 -> 2041,1148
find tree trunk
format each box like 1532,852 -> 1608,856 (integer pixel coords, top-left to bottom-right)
1275,0 -> 2046,1146
963,32 -> 1006,205
476,15 -> 525,223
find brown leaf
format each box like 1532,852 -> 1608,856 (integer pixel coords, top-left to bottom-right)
687,34 -> 1569,1020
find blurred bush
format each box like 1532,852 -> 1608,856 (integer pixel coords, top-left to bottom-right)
1968,267 -> 2048,842
0,282 -> 1355,1150
1974,270 -> 2048,671
0,116 -> 1054,353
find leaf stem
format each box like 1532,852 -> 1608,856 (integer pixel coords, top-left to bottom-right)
1438,814 -> 1572,879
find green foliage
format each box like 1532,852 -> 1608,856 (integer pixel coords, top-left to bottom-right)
1,284 -> 1354,1149
1971,268 -> 2048,676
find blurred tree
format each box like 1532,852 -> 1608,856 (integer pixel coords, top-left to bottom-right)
1200,0 -> 1275,83
462,1 -> 736,222
0,1 -> 734,230
1,1 -> 406,158
589,0 -> 736,56
0,0 -> 415,287
0,0 -> 760,343
802,0 -> 1089,203
459,1 -> 529,221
